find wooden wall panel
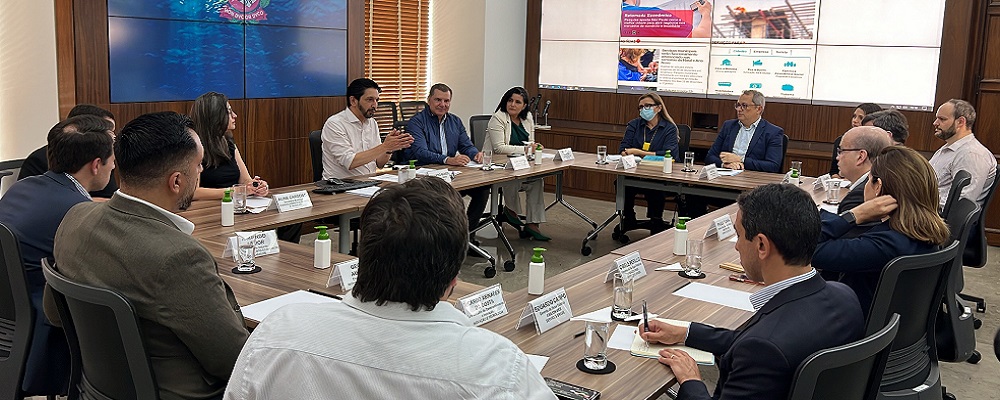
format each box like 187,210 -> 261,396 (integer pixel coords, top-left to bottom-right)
978,3 -> 1000,244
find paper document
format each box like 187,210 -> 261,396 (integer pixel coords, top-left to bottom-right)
245,197 -> 272,213
465,162 -> 483,168
241,290 -> 340,322
716,169 -> 743,176
541,153 -> 556,160
526,354 -> 549,372
370,174 -> 400,182
673,282 -> 754,312
570,306 -> 612,323
346,186 -> 381,198
606,155 -> 622,162
629,319 -> 715,365
608,325 -> 638,351
655,262 -> 684,272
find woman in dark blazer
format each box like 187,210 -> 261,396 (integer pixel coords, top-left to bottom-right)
618,92 -> 679,233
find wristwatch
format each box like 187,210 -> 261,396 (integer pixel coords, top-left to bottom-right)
839,210 -> 857,225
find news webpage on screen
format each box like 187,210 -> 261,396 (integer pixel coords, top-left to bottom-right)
538,0 -> 945,110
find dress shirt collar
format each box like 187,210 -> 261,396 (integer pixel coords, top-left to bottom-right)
113,190 -> 196,235
739,116 -> 762,130
749,268 -> 817,311
63,173 -> 92,200
343,292 -> 473,326
941,133 -> 977,152
344,106 -> 365,125
850,171 -> 869,191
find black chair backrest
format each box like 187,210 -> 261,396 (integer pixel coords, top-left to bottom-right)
994,326 -> 1000,362
940,170 -> 971,219
964,172 -> 1000,267
865,240 -> 959,391
468,115 -> 492,151
41,260 -> 158,400
788,314 -> 900,400
0,159 -> 25,185
943,198 -> 979,292
0,223 -> 34,399
676,124 -> 692,156
397,101 -> 426,125
779,134 -> 790,171
375,101 -> 398,138
308,130 -> 323,182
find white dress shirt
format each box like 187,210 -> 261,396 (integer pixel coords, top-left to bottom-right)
321,108 -> 382,179
113,190 -> 195,234
929,134 -> 997,210
733,116 -> 761,160
224,294 -> 556,400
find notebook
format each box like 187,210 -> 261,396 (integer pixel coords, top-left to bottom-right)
630,318 -> 715,365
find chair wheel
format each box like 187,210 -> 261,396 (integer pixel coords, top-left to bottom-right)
974,318 -> 983,330
944,392 -> 957,400
503,260 -> 516,272
581,246 -> 592,256
484,266 -> 497,278
617,234 -> 630,244
968,350 -> 981,364
611,231 -> 621,240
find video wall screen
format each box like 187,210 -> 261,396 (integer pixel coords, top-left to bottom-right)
108,0 -> 348,103
538,0 -> 946,111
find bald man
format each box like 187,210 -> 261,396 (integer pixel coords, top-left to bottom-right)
835,126 -> 892,214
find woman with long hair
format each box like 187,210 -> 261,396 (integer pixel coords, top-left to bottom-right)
814,146 -> 950,315
189,91 -> 269,200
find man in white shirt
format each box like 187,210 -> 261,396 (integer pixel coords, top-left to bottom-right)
321,78 -> 413,179
929,99 -> 997,210
225,176 -> 556,400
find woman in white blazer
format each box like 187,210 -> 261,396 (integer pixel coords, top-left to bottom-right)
485,87 -> 549,241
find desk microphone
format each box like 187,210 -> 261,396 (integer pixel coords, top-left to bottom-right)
527,96 -> 538,115
542,100 -> 552,117
533,94 -> 542,116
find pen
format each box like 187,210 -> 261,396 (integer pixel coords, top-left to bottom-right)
642,300 -> 649,332
728,273 -> 766,286
573,331 -> 585,339
307,289 -> 343,300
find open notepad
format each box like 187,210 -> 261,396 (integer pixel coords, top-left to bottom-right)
630,318 -> 715,365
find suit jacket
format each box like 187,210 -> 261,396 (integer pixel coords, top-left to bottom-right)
404,106 -> 479,165
618,117 -> 680,158
45,195 -> 249,400
837,175 -> 867,214
679,275 -> 865,400
705,118 -> 784,172
0,172 -> 88,394
17,145 -> 118,198
485,110 -> 535,154
813,210 -> 938,316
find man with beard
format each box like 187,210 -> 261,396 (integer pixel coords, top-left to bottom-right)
44,112 -> 249,400
929,99 -> 996,210
322,78 -> 413,179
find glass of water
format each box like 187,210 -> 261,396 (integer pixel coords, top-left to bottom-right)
596,145 -> 608,164
684,239 -> 704,277
683,151 -> 696,172
232,184 -> 248,213
480,150 -> 493,171
583,320 -> 610,370
826,180 -> 842,204
612,271 -> 634,320
791,161 -> 803,175
236,233 -> 257,271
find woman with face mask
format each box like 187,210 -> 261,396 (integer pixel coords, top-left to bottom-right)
618,92 -> 680,233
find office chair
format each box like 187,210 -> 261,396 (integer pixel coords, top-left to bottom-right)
375,101 -> 398,138
307,129 -> 361,255
958,173 -> 1000,315
0,223 -> 36,400
940,170 -> 971,220
41,259 -> 159,400
865,241 -> 959,399
787,314 -> 900,400
397,101 -> 426,125
779,133 -> 789,172
937,198 -> 980,367
0,159 -> 24,179
468,115 -> 491,150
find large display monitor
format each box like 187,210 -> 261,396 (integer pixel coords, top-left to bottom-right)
538,0 -> 945,111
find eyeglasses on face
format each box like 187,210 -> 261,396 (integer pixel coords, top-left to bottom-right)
734,103 -> 757,110
638,104 -> 658,110
836,147 -> 864,155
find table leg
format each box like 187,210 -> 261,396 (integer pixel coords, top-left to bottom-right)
545,171 -> 598,229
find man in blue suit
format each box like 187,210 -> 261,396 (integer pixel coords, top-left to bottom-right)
641,184 -> 864,400
705,90 -> 784,172
0,115 -> 115,395
405,83 -> 489,238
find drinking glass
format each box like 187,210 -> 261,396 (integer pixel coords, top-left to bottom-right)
525,141 -> 536,160
236,234 -> 257,271
480,150 -> 493,171
825,180 -> 842,204
684,239 -> 704,277
232,184 -> 248,213
790,161 -> 803,175
611,271 -> 634,320
683,151 -> 696,172
583,320 -> 610,370
597,145 -> 608,164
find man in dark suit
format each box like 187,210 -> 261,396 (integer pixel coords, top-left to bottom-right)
641,184 -> 864,400
44,112 -> 249,400
705,90 -> 784,173
0,115 -> 114,396
836,126 -> 892,214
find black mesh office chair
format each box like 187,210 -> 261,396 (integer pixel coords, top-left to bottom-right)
0,159 -> 24,180
307,129 -> 360,255
940,170 -> 971,220
958,173 -> 1000,314
865,241 -> 959,399
468,115 -> 492,150
937,198 -> 980,367
0,223 -> 35,400
375,101 -> 398,139
787,314 -> 900,400
397,101 -> 426,125
41,259 -> 159,400
779,134 -> 789,172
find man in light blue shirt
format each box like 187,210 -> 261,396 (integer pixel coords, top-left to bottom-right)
705,90 -> 785,173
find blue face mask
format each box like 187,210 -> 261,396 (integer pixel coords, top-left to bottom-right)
640,107 -> 656,121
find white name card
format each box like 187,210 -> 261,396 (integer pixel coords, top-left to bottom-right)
616,154 -> 638,170
555,148 -> 575,161
604,251 -> 648,282
272,190 -> 313,213
698,165 -> 721,180
704,214 -> 736,241
814,173 -> 831,191
505,156 -> 530,171
326,259 -> 359,291
515,287 -> 573,335
222,230 -> 280,259
456,284 -> 508,326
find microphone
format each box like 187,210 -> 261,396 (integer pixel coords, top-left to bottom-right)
527,96 -> 538,114
533,94 -> 542,116
542,100 -> 552,117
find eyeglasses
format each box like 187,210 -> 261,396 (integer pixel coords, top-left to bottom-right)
637,104 -> 657,110
836,147 -> 864,155
734,103 -> 757,110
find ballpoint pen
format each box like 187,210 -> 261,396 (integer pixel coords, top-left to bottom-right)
642,300 -> 649,332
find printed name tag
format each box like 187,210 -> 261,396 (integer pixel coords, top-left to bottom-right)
222,230 -> 280,259
326,259 -> 359,291
698,165 -> 720,180
272,190 -> 313,213
704,214 -> 736,241
814,173 -> 831,191
456,284 -> 508,326
515,287 -> 573,335
616,155 -> 638,170
505,156 -> 530,171
604,251 -> 648,282
555,148 -> 575,161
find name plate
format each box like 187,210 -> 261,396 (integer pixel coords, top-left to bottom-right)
604,251 -> 648,282
814,173 -> 831,191
222,230 -> 280,259
616,154 -> 637,170
272,190 -> 313,213
326,259 -> 359,291
505,156 -> 530,171
704,214 -> 736,241
515,287 -> 573,335
698,165 -> 721,180
555,148 -> 575,161
456,284 -> 508,326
